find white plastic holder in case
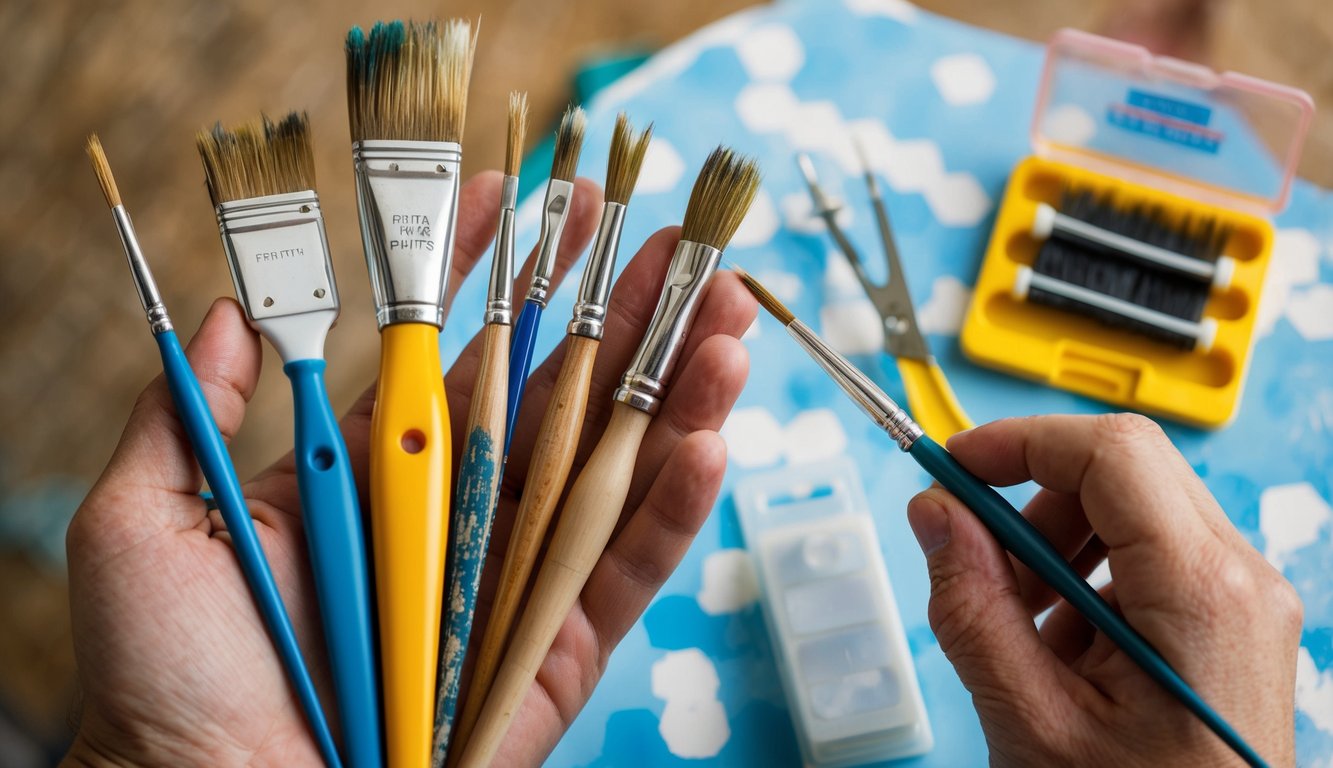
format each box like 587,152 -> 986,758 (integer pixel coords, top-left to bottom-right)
735,457 -> 932,766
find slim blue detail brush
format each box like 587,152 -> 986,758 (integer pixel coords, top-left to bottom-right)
88,135 -> 344,768
735,266 -> 1268,768
504,106 -> 586,456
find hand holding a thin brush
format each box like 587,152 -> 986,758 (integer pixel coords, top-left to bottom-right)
906,413 -> 1301,767
63,170 -> 755,768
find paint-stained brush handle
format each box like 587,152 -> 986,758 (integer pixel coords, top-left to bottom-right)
433,321 -> 509,765
371,322 -> 451,768
285,358 -> 381,768
457,403 -> 652,768
156,331 -> 343,768
907,434 -> 1267,768
451,334 -> 599,758
504,300 -> 543,456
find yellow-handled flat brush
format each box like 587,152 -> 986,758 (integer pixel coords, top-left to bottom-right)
455,147 -> 760,768
346,19 -> 476,768
448,114 -> 651,764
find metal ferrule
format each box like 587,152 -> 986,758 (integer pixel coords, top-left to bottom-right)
567,202 -> 626,339
216,190 -> 338,324
524,177 -> 575,307
613,239 -> 721,415
787,320 -> 923,451
484,175 -> 518,325
111,205 -> 172,334
352,139 -> 462,328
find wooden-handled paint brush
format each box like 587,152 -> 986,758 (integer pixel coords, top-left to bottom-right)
734,268 -> 1269,768
503,106 -> 587,456
196,113 -> 380,768
346,19 -> 476,768
87,136 -> 344,768
455,148 -> 761,768
449,114 -> 651,762
431,91 -> 527,767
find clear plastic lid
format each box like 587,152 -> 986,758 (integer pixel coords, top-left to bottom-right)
1032,28 -> 1314,215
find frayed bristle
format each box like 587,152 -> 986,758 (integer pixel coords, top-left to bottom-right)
195,112 -> 315,206
549,105 -> 586,182
86,134 -> 121,208
604,113 -> 652,205
733,266 -> 794,326
346,18 -> 477,142
680,147 -> 761,250
506,91 -> 528,177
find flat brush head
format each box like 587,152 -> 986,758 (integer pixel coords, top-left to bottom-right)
195,112 -> 316,206
681,147 -> 761,250
85,134 -> 121,208
506,91 -> 529,178
733,266 -> 795,325
346,18 -> 477,143
549,105 -> 587,182
605,113 -> 653,206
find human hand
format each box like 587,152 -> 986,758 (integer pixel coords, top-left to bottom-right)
63,170 -> 754,767
906,414 -> 1301,767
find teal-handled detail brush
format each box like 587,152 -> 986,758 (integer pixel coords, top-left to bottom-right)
196,114 -> 380,768
86,135 -> 344,768
734,267 -> 1268,768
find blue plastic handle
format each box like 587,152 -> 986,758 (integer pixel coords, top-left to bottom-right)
907,435 -> 1266,768
504,300 -> 543,457
154,331 -> 343,768
286,359 -> 382,768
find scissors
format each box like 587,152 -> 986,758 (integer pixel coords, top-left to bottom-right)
796,150 -> 972,442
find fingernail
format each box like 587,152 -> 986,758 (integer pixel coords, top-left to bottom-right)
908,496 -> 951,556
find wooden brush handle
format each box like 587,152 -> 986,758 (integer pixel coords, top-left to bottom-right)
457,402 -> 652,768
371,322 -> 452,768
433,322 -> 510,766
449,334 -> 599,762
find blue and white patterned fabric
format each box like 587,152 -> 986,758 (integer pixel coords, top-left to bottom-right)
438,1 -> 1333,763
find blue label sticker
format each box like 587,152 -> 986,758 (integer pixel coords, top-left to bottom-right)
1106,104 -> 1222,154
1126,88 -> 1213,126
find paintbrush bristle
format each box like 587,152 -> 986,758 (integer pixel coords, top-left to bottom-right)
680,147 -> 761,250
604,113 -> 653,206
506,91 -> 528,178
86,134 -> 121,208
345,19 -> 477,143
549,105 -> 586,182
733,266 -> 795,326
195,112 -> 316,206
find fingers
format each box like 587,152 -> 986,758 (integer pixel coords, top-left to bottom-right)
73,299 -> 263,549
906,486 -> 1087,737
580,431 -> 727,668
1009,489 -> 1094,616
945,414 -> 1212,555
442,171 -> 505,318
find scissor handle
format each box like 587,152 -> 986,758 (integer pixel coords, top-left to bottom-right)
898,356 -> 972,442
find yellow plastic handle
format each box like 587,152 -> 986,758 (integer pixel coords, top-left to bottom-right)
371,322 -> 451,768
898,356 -> 972,443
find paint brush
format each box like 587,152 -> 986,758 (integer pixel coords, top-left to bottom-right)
455,148 -> 760,768
504,106 -> 587,456
449,114 -> 651,761
196,112 -> 380,768
734,267 -> 1269,768
346,19 -> 476,768
86,135 -> 343,768
431,91 -> 528,766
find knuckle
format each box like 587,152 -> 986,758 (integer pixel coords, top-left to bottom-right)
1094,412 -> 1165,448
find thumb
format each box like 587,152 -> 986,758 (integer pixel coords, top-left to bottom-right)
98,297 -> 263,505
907,486 -> 1071,733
